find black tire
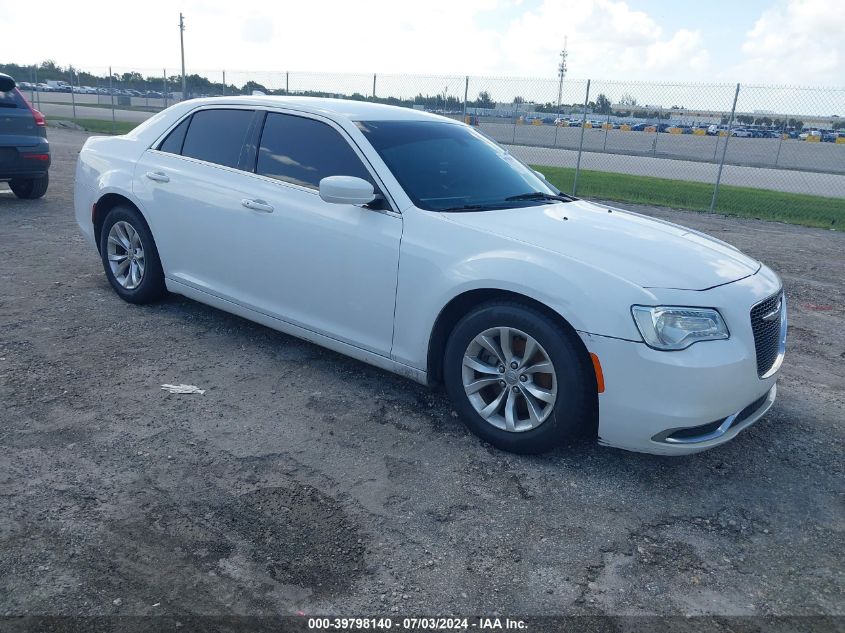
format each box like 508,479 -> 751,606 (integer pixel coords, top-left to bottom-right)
9,173 -> 49,199
99,205 -> 166,304
443,301 -> 595,454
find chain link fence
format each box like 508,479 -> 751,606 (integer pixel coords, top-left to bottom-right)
6,63 -> 844,228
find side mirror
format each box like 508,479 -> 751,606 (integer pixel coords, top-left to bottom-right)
319,176 -> 376,206
0,73 -> 16,93
533,169 -> 546,180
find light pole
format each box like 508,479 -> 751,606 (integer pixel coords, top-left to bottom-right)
179,13 -> 187,100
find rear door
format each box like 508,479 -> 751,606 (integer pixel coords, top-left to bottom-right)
133,107 -> 264,300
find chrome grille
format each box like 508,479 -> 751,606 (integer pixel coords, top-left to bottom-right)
750,292 -> 784,377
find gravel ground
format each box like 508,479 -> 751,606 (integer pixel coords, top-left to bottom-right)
0,129 -> 843,622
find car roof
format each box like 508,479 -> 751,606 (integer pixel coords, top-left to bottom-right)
183,95 -> 457,123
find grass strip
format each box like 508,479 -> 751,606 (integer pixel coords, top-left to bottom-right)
534,165 -> 844,231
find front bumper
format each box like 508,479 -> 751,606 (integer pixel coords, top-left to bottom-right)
580,270 -> 784,456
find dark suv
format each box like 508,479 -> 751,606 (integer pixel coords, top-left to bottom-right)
0,73 -> 50,198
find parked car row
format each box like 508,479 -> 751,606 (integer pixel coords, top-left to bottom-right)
534,117 -> 844,141
16,82 -> 173,99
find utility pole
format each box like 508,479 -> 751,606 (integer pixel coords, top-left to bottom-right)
554,37 -> 568,147
557,37 -> 568,111
179,13 -> 187,100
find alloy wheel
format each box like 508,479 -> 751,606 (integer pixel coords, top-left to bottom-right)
461,326 -> 558,432
106,221 -> 145,290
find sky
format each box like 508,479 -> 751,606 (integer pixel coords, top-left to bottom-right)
1,0 -> 842,90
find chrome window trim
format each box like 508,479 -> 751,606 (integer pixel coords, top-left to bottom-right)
147,103 -> 400,216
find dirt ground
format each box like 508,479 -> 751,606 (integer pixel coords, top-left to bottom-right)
1,129 -> 843,622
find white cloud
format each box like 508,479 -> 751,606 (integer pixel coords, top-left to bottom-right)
494,0 -> 710,80
0,0 -> 710,81
726,0 -> 845,85
5,0 -> 841,105
241,15 -> 275,45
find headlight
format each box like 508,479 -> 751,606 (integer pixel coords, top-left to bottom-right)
631,306 -> 729,350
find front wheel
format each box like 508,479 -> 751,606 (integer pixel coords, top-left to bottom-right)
443,302 -> 594,454
99,205 -> 166,304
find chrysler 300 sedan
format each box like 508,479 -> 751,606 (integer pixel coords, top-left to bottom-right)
73,97 -> 786,455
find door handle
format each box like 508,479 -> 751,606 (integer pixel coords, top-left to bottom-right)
145,171 -> 170,183
241,198 -> 274,213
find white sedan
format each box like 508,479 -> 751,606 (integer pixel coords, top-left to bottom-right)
73,97 -> 786,455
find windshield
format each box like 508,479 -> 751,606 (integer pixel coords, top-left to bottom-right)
356,120 -> 567,211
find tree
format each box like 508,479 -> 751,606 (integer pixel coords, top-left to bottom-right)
475,90 -> 494,109
513,95 -> 525,104
618,92 -> 638,107
243,80 -> 268,95
120,71 -> 143,86
787,117 -> 804,131
595,93 -> 611,114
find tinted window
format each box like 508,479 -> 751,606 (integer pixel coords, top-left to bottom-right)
0,88 -> 26,109
181,109 -> 254,168
256,113 -> 372,189
357,120 -> 554,211
158,116 -> 191,154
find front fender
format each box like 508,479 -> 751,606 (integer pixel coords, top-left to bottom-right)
391,209 -> 653,371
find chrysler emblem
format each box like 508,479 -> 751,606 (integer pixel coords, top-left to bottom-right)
761,299 -> 782,322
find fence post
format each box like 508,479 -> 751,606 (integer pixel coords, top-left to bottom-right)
774,116 -> 786,167
553,84 -> 562,148
33,65 -> 40,109
222,70 -> 226,96
69,69 -> 77,123
285,71 -> 289,94
603,110 -> 610,151
462,75 -> 468,122
710,83 -> 740,213
572,79 -> 591,196
163,69 -> 168,108
653,106 -> 661,156
109,67 -> 115,135
373,73 -> 377,99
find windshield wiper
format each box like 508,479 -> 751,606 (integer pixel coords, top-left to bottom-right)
504,192 -> 577,203
437,203 -> 511,212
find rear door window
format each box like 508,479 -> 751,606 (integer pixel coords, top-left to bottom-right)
181,109 -> 254,169
256,112 -> 373,189
157,116 -> 191,154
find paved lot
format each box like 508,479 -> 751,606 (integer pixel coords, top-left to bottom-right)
481,121 -> 845,175
510,145 -> 845,198
38,101 -> 153,124
1,129 -> 843,619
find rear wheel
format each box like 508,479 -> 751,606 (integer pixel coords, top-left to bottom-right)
443,302 -> 594,454
99,205 -> 166,304
9,173 -> 49,199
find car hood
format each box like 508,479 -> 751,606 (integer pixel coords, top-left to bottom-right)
440,199 -> 760,291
